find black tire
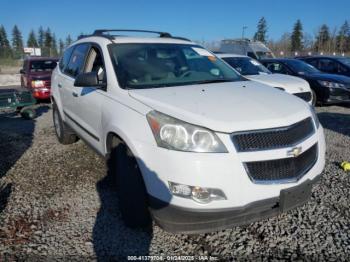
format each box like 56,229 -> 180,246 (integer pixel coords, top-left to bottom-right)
110,139 -> 151,228
311,89 -> 317,106
52,103 -> 78,145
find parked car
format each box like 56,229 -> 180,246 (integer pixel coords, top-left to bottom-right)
217,53 -> 314,104
297,56 -> 350,77
20,56 -> 58,100
261,58 -> 350,105
51,30 -> 325,234
218,39 -> 275,60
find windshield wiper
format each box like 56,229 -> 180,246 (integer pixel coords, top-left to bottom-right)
194,79 -> 237,85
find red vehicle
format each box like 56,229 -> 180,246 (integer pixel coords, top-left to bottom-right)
20,57 -> 58,100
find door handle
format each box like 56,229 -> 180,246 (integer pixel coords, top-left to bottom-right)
58,83 -> 62,88
72,92 -> 78,97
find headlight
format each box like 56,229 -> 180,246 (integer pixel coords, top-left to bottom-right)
309,104 -> 320,129
147,110 -> 228,153
317,80 -> 345,89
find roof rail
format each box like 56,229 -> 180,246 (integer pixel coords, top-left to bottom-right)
93,29 -> 172,38
77,30 -> 191,42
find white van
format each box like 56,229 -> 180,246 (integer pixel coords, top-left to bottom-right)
219,39 -> 275,60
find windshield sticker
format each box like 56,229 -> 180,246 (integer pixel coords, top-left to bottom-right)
192,47 -> 214,57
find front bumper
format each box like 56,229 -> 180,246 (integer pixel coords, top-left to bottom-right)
324,87 -> 350,104
150,175 -> 321,234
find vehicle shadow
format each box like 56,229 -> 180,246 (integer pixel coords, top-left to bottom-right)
0,112 -> 33,215
93,144 -> 171,260
318,112 -> 350,137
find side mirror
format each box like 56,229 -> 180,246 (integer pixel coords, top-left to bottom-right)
20,69 -> 25,74
74,72 -> 105,87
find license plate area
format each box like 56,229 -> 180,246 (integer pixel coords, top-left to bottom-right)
280,180 -> 312,212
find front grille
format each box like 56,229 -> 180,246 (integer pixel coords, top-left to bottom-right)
232,117 -> 315,152
294,92 -> 312,102
244,143 -> 318,183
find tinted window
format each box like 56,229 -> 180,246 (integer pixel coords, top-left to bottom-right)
318,59 -> 337,73
30,60 -> 57,72
265,62 -> 288,74
337,57 -> 350,67
59,46 -> 74,71
223,57 -> 271,75
283,60 -> 319,74
306,59 -> 318,68
64,44 -> 89,77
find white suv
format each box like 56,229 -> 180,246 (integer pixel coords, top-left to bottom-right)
51,30 -> 326,234
216,53 -> 315,105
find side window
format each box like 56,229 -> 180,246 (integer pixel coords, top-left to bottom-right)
59,46 -> 74,71
318,59 -> 337,73
64,44 -> 90,78
266,62 -> 288,74
84,46 -> 106,84
306,59 -> 318,68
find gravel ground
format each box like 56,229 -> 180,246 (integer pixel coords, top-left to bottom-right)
0,103 -> 350,261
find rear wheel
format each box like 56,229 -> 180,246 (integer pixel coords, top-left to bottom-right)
110,138 -> 151,228
52,103 -> 78,144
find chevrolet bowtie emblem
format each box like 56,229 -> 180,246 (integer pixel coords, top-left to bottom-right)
287,146 -> 302,157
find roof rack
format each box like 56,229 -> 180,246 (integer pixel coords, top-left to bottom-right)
77,29 -> 191,42
93,29 -> 172,37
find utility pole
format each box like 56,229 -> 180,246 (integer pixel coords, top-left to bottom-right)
242,26 -> 248,39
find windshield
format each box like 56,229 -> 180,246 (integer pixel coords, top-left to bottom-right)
109,43 -> 243,89
30,60 -> 57,72
337,57 -> 350,67
284,60 -> 320,74
222,57 -> 271,75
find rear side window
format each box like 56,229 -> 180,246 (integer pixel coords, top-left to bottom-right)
59,46 -> 74,71
64,44 -> 89,77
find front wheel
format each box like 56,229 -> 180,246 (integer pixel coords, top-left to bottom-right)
52,103 -> 78,144
110,139 -> 151,228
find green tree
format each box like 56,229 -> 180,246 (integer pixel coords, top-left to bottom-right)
65,34 -> 73,47
253,17 -> 268,43
0,25 -> 12,58
27,29 -> 38,47
58,39 -> 65,55
291,19 -> 303,52
42,27 -> 52,56
12,25 -> 24,59
38,26 -> 44,48
336,21 -> 350,53
51,33 -> 58,57
315,24 -> 330,52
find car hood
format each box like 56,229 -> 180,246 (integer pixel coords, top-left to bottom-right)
128,81 -> 311,133
246,74 -> 311,94
306,72 -> 350,84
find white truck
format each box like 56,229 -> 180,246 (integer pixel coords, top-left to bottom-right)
51,30 -> 325,234
219,39 -> 275,60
